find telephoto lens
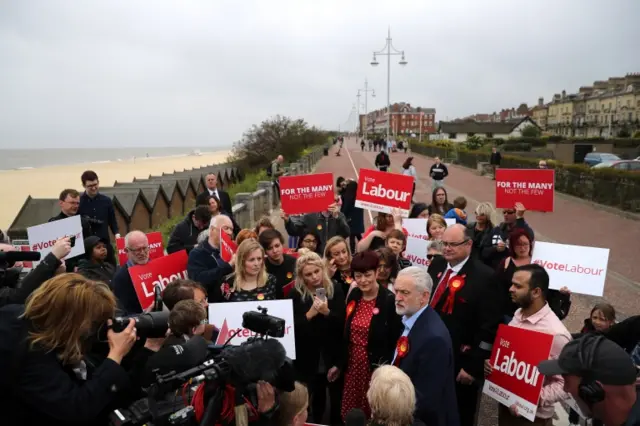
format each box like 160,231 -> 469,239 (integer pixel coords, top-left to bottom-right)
112,311 -> 170,338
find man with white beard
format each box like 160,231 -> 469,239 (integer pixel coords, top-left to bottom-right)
391,266 -> 460,426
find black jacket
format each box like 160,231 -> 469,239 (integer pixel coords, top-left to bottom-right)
112,263 -> 142,315
0,304 -> 130,426
167,210 -> 203,254
429,163 -> 449,181
480,218 -> 535,269
187,240 -> 234,297
77,259 -> 117,287
78,192 -> 119,240
428,256 -> 502,379
285,212 -> 350,254
0,252 -> 61,308
374,152 -> 391,170
196,189 -> 233,217
291,281 -> 345,383
337,285 -> 403,373
466,222 -> 493,259
490,152 -> 502,166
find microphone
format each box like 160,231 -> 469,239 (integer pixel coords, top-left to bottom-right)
222,338 -> 287,384
146,335 -> 210,378
345,408 -> 366,426
0,251 -> 42,263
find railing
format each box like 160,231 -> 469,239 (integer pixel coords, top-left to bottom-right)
230,146 -> 325,229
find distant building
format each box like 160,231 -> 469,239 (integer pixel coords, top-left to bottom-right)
431,117 -> 540,143
366,103 -> 436,136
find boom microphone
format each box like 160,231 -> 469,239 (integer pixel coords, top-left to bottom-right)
145,336 -> 210,379
222,338 -> 287,385
0,251 -> 42,263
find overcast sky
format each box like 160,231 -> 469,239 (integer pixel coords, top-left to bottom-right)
1,0 -> 639,148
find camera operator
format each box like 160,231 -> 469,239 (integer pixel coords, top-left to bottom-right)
0,273 -> 138,426
0,237 -> 71,308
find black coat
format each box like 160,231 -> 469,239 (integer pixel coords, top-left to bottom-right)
167,210 -> 203,254
111,263 -> 142,315
196,189 -> 233,217
187,240 -> 234,298
77,259 -> 117,287
396,306 -> 459,426
0,305 -> 130,426
291,281 -> 345,383
0,252 -> 61,308
427,256 -> 501,379
337,285 -> 403,373
480,218 -> 534,269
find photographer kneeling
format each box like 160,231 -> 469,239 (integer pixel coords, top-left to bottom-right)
0,273 -> 139,426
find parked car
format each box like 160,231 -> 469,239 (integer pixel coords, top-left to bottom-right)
592,160 -> 640,172
584,152 -> 621,166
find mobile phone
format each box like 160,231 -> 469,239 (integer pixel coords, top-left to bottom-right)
315,288 -> 327,302
69,236 -> 76,247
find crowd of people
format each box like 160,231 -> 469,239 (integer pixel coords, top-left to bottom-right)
0,145 -> 638,426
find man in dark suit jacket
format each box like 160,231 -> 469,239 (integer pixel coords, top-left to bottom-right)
427,224 -> 501,426
393,266 -> 459,426
196,173 -> 233,216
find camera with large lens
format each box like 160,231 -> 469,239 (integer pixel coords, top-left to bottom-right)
111,311 -> 170,339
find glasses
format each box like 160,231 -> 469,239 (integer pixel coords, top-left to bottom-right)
515,243 -> 530,248
426,254 -> 435,260
441,239 -> 469,248
303,239 -> 317,245
127,246 -> 149,254
503,210 -> 515,215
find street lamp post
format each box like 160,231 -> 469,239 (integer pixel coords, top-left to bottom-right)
370,27 -> 407,143
357,79 -> 375,141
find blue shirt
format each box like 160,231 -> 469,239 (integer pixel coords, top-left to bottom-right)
392,303 -> 429,363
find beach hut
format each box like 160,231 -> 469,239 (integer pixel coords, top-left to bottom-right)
6,197 -> 62,240
99,187 -> 153,233
114,182 -> 171,228
148,176 -> 198,212
171,170 -> 207,194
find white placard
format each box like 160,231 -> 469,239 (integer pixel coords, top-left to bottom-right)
445,218 -> 456,227
208,299 -> 296,359
27,216 -> 85,260
531,241 -> 609,296
403,218 -> 430,269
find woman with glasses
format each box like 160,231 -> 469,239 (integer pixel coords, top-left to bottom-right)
296,229 -> 322,255
326,251 -> 402,422
375,248 -> 399,294
426,240 -> 444,267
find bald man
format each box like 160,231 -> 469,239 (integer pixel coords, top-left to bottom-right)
427,224 -> 501,426
187,214 -> 236,299
112,230 -> 151,314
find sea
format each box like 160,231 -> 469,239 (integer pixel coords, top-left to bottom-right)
0,146 -> 230,171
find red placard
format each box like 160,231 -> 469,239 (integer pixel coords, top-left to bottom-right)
482,324 -> 554,421
279,173 -> 335,215
355,168 -> 413,216
116,232 -> 165,266
495,169 -> 555,212
128,250 -> 188,311
220,229 -> 237,262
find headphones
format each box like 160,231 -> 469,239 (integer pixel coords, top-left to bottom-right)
577,335 -> 606,407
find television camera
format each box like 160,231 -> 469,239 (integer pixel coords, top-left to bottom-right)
109,306 -> 293,426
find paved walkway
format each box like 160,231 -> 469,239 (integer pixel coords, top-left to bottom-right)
274,137 -> 639,426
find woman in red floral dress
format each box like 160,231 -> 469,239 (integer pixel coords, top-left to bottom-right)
326,251 -> 403,421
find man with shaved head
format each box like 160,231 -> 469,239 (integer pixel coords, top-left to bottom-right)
427,224 -> 502,426
112,230 -> 151,314
187,214 -> 236,298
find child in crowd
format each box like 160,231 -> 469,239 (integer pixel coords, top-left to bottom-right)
445,196 -> 468,225
568,303 -> 616,426
385,229 -> 412,270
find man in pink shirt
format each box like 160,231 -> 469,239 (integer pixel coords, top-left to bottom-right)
485,264 -> 571,425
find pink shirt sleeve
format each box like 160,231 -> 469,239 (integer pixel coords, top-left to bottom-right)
539,333 -> 571,407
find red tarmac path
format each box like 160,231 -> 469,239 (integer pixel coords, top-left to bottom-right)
277,137 -> 640,424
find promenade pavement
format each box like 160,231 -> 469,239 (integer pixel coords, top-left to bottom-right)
272,136 -> 639,426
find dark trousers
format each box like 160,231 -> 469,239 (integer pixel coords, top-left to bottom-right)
273,179 -> 281,201
349,234 -> 361,254
308,374 -> 343,426
498,404 -> 552,426
456,382 -> 481,426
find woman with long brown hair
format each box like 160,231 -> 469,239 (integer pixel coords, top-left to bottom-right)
216,239 -> 281,302
0,273 -> 138,425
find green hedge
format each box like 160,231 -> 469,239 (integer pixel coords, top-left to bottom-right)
410,141 -> 640,213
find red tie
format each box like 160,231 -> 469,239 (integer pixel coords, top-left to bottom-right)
430,269 -> 453,308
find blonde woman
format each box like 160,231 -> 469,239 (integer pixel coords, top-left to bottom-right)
217,239 -> 280,302
466,201 -> 498,257
0,274 -> 139,425
427,214 -> 447,241
367,366 -> 417,426
324,235 -> 353,297
291,252 -> 345,424
274,382 -> 310,426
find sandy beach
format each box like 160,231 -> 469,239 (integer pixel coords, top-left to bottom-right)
0,150 -> 231,230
